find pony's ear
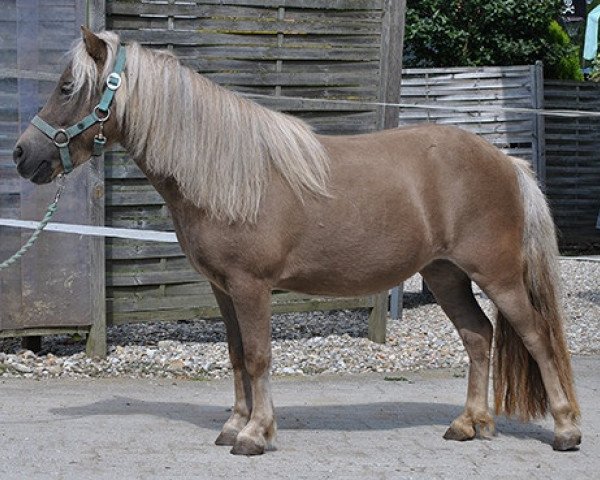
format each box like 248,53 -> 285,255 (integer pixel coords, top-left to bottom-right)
81,26 -> 107,65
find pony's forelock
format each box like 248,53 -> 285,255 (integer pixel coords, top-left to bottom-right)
69,31 -> 121,102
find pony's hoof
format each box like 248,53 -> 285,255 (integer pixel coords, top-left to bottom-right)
552,432 -> 582,451
476,418 -> 496,440
215,429 -> 239,446
230,436 -> 265,456
443,424 -> 475,442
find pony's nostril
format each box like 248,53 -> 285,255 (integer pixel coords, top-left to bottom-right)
13,145 -> 23,164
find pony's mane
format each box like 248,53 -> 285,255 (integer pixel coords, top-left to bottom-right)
70,31 -> 331,223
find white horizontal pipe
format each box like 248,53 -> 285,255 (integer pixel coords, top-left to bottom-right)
0,218 -> 178,243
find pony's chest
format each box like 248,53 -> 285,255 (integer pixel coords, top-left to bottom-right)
166,207 -> 230,287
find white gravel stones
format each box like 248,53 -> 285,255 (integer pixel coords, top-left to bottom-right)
0,259 -> 598,380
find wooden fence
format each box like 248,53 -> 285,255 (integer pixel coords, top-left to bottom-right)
544,80 -> 600,244
103,0 -> 402,333
398,64 -> 544,175
397,68 -> 599,246
1,0 -> 402,349
1,1 -> 598,352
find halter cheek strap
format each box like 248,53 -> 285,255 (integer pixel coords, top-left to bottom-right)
30,45 -> 126,174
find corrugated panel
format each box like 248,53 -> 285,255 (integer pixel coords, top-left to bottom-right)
544,80 -> 600,242
398,66 -> 536,160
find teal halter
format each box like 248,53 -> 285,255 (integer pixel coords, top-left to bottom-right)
30,45 -> 126,174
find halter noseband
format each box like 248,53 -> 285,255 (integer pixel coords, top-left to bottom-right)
30,45 -> 126,174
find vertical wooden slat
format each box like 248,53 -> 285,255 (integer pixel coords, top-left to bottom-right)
16,0 -> 42,341
367,291 -> 388,344
377,0 -> 406,130
531,61 -> 546,188
86,0 -> 107,357
368,0 -> 406,343
0,0 -> 22,334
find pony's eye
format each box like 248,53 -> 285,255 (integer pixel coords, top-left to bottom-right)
60,82 -> 73,95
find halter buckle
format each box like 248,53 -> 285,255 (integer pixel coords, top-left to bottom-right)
93,105 -> 111,122
106,72 -> 122,91
92,134 -> 107,157
53,129 -> 70,148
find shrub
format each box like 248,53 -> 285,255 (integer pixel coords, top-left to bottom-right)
404,0 -> 582,80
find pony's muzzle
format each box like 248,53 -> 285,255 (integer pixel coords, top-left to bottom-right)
12,145 -> 23,165
13,135 -> 56,184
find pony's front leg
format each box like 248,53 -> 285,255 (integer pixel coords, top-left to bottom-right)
227,279 -> 276,456
211,285 -> 253,446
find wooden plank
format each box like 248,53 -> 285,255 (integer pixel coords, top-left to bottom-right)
377,0 -> 404,131
367,292 -> 387,344
182,20 -> 381,36
369,0 -> 405,338
109,307 -> 221,324
170,45 -> 381,61
86,0 -> 107,358
107,241 -> 185,260
106,270 -> 202,287
205,71 -> 378,86
109,295 -> 374,325
0,0 -> 34,333
107,0 -> 383,14
119,29 -> 381,48
0,326 -> 90,339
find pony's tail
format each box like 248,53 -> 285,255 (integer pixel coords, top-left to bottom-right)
493,158 -> 580,421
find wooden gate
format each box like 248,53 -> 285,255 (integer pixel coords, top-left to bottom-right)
0,0 -> 105,354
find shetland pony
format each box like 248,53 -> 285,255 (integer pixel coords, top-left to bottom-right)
13,29 -> 580,455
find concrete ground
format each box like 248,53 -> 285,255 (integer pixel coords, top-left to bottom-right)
0,356 -> 598,480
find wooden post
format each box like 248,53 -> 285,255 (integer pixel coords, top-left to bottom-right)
15,0 -> 41,351
86,0 -> 107,358
368,0 -> 406,344
368,293 -> 388,344
531,61 -> 546,190
377,0 -> 406,131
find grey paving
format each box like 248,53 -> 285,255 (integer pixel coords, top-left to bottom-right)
0,356 -> 598,480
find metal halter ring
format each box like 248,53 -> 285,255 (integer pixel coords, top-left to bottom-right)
52,129 -> 70,148
106,72 -> 122,91
93,105 -> 111,122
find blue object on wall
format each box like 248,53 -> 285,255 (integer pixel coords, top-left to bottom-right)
583,5 -> 600,60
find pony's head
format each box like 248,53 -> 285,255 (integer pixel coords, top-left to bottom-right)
13,28 -> 123,183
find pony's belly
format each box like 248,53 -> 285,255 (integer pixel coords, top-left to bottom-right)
276,255 -> 425,297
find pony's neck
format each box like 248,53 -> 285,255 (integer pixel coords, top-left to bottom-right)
115,41 -> 330,224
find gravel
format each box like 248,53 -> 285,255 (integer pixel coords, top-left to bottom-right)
0,259 -> 598,380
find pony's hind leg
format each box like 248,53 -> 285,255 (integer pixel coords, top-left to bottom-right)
211,284 -> 253,446
420,260 -> 495,441
482,279 -> 581,451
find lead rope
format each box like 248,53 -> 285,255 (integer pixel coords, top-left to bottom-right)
0,175 -> 66,270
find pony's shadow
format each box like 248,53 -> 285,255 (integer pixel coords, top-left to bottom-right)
402,292 -> 436,309
576,290 -> 600,306
49,396 -> 554,446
